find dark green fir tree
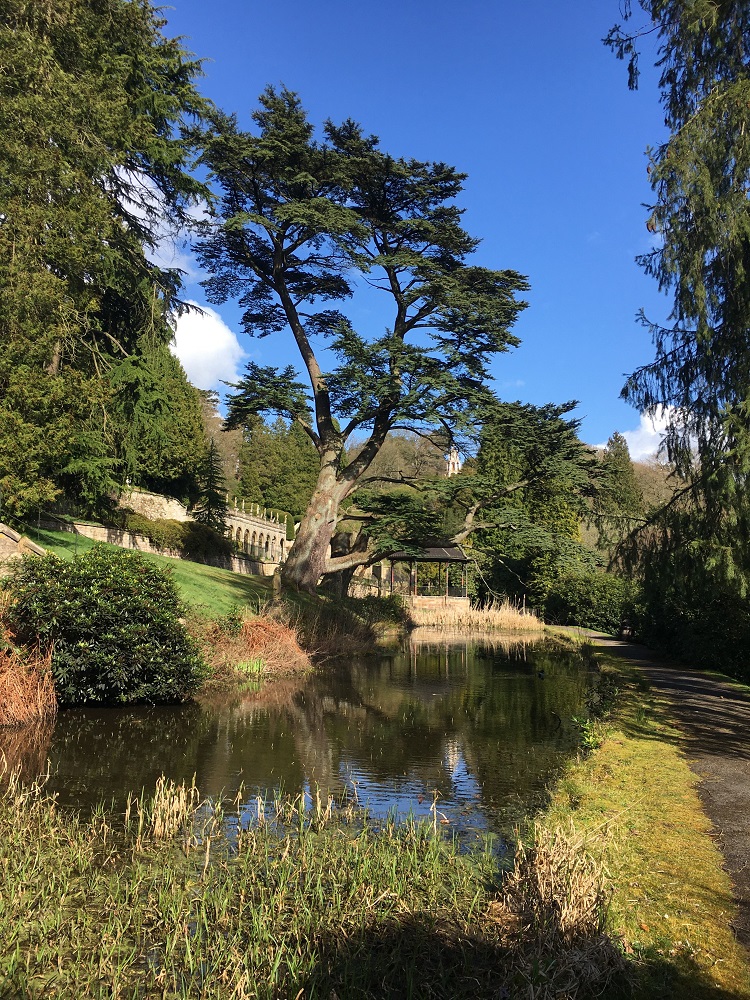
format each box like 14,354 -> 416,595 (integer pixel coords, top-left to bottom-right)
192,440 -> 229,533
607,1 -> 750,669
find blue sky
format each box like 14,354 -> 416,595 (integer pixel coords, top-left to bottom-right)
162,0 -> 670,457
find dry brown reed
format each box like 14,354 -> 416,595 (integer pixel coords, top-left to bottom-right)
190,608 -> 311,687
409,598 -> 544,632
487,823 -> 625,998
0,624 -> 57,728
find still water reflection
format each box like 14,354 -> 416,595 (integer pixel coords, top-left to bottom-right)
2,634 -> 596,834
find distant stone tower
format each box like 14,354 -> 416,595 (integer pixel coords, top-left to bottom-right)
446,446 -> 462,477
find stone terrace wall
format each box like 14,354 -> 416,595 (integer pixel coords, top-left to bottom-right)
0,523 -> 46,575
119,489 -> 189,522
119,489 -> 288,566
39,520 -> 277,577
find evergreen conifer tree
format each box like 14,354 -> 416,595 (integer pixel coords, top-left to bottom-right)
196,87 -> 528,592
607,2 -> 750,666
606,2 -> 750,568
596,432 -> 645,550
192,440 -> 229,533
0,0 -> 210,517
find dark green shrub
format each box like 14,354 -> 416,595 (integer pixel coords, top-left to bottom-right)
544,571 -> 639,634
120,513 -> 186,552
181,522 -> 234,561
104,511 -> 233,562
637,587 -> 750,681
4,546 -> 206,705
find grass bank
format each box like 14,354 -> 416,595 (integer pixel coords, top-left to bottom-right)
0,769 -> 625,999
534,642 -> 750,999
21,525 -> 272,618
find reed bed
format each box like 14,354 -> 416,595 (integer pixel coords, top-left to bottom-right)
409,598 -> 545,632
190,608 -> 311,688
0,645 -> 57,728
0,770 -> 628,999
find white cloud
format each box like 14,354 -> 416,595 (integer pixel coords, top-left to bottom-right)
596,406 -> 672,461
114,167 -> 208,279
170,303 -> 247,391
149,198 -> 210,278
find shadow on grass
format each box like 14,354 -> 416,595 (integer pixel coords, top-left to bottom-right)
304,914 -> 616,1000
23,525 -> 93,558
626,948 -> 750,1000
295,913 -> 745,1000
593,637 -> 750,762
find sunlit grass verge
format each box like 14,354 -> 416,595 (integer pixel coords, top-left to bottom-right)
0,770 -> 626,1000
535,650 -> 750,999
409,598 -> 544,632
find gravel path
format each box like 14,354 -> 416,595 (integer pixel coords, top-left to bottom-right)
586,633 -> 750,951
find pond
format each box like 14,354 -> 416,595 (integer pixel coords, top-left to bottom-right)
2,633 -> 597,837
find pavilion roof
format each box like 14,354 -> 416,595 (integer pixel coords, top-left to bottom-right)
386,543 -> 469,564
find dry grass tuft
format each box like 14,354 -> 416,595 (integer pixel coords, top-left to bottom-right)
487,823 -> 625,998
410,599 -> 544,632
0,648 -> 57,728
0,594 -> 57,728
190,608 -> 311,687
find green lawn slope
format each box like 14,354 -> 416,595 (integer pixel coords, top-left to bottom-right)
21,526 -> 272,618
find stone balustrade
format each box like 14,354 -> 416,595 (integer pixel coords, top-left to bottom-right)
224,499 -> 289,564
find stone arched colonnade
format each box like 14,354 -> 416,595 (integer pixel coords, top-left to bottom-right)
225,503 -> 288,565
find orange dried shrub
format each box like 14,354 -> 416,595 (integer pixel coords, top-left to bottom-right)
236,615 -> 310,672
190,609 -> 311,686
0,645 -> 57,727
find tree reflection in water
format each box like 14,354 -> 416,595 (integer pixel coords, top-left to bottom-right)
3,635 -> 595,834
